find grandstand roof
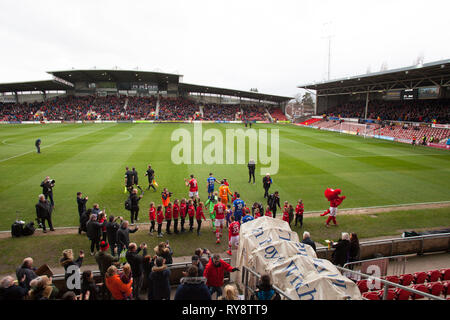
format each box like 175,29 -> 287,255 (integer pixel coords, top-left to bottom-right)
47,69 -> 182,86
179,82 -> 292,103
0,79 -> 73,93
298,59 -> 450,96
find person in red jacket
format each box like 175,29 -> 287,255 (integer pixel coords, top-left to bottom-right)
195,201 -> 207,236
165,202 -> 173,235
265,205 -> 272,217
156,205 -> 164,237
172,199 -> 180,234
179,198 -> 187,233
295,199 -> 304,227
203,254 -> 239,299
148,202 -> 156,234
187,199 -> 196,232
282,206 -> 290,224
254,207 -> 261,219
213,201 -> 226,244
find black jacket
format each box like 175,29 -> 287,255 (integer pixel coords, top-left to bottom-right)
247,161 -> 256,173
95,251 -> 119,277
126,247 -> 147,278
148,265 -> 171,300
174,277 -> 211,300
15,265 -> 37,291
145,168 -> 154,181
40,180 -> 53,195
81,280 -> 100,300
0,283 -> 28,300
302,238 -> 317,252
77,197 -> 87,216
60,256 -> 83,283
267,194 -> 280,209
130,193 -> 141,210
332,239 -> 350,267
349,241 -> 360,262
117,226 -> 137,248
86,220 -> 105,240
35,200 -> 52,219
106,221 -> 120,245
262,176 -> 272,188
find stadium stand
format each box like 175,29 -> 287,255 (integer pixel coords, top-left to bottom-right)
268,106 -> 287,121
0,95 -> 283,122
326,99 -> 450,124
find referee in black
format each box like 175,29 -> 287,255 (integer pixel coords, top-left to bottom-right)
132,167 -> 144,194
145,164 -> 156,191
248,159 -> 256,184
35,138 -> 41,153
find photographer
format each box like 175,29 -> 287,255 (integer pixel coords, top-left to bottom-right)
161,188 -> 172,208
106,215 -> 123,256
35,194 -> 54,233
40,176 -> 55,208
247,159 -> 256,184
126,242 -> 148,300
76,192 -> 88,234
154,241 -> 173,265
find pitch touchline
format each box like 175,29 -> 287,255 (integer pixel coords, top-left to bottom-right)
303,200 -> 450,215
1,200 -> 448,233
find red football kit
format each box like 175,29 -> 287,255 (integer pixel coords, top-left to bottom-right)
172,204 -> 180,219
213,203 -> 226,219
149,207 -> 156,221
156,209 -> 164,224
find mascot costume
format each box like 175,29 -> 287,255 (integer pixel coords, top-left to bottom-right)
320,188 -> 346,227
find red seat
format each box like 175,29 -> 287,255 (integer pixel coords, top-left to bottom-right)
378,288 -> 396,300
441,269 -> 450,281
411,284 -> 428,300
399,274 -> 414,286
414,272 -> 428,284
363,291 -> 380,300
357,280 -> 369,293
443,281 -> 450,297
427,270 -> 441,283
395,288 -> 411,300
427,282 -> 444,297
385,275 -> 400,284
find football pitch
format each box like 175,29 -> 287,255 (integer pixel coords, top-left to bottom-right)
0,122 -> 449,231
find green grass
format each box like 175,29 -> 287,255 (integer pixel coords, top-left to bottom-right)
0,207 -> 448,275
0,123 -> 449,231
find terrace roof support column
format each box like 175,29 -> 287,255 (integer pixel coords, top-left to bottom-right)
364,88 -> 369,120
14,91 -> 18,104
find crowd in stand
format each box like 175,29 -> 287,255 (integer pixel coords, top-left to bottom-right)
326,99 -> 450,123
0,95 -> 274,122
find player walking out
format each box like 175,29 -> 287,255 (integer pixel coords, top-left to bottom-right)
219,181 -> 232,205
185,175 -> 199,200
213,201 -> 226,244
206,173 -> 220,199
205,192 -> 219,229
232,193 -> 245,223
227,216 -> 240,256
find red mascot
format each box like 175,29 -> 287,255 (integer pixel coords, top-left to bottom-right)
320,188 -> 346,227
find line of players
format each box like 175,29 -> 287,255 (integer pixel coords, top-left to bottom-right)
142,172 -> 306,256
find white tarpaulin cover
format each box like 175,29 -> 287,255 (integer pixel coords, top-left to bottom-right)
237,216 -> 362,300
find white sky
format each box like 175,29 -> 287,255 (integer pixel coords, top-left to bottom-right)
0,0 -> 449,97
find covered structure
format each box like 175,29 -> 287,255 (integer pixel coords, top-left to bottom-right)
298,59 -> 450,117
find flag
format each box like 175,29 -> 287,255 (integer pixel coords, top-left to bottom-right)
153,179 -> 158,187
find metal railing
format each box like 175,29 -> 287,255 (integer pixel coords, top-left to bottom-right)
239,265 -> 445,300
316,232 -> 450,258
342,254 -> 408,280
241,265 -> 292,300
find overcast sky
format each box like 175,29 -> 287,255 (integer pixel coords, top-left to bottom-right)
0,0 -> 449,97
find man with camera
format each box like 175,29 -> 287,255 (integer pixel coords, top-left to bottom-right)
35,194 -> 54,233
40,176 -> 55,208
126,242 -> 148,300
76,192 -> 88,234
